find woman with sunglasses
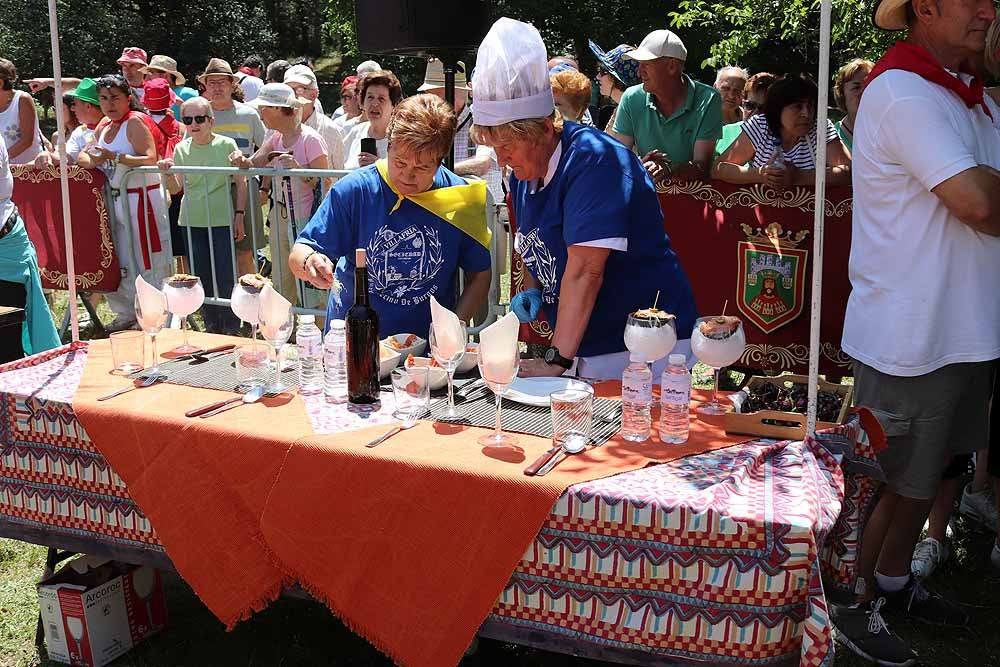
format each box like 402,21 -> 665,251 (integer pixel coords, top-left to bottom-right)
78,74 -> 171,331
714,71 -> 776,159
159,97 -> 246,334
587,42 -> 640,132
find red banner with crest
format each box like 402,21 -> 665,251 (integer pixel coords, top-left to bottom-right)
508,181 -> 854,376
10,165 -> 120,293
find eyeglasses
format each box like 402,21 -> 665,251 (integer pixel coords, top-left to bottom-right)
181,115 -> 210,125
743,101 -> 760,111
596,67 -> 610,77
341,92 -> 355,100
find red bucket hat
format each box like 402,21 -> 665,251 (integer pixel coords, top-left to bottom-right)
143,78 -> 177,112
117,47 -> 148,66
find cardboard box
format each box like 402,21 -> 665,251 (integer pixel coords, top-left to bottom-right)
724,373 -> 853,440
37,556 -> 168,666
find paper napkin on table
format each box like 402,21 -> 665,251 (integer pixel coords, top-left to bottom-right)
134,275 -> 167,330
478,312 -> 519,383
258,284 -> 292,339
429,295 -> 465,360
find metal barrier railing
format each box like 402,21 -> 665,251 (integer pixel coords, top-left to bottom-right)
109,164 -> 507,335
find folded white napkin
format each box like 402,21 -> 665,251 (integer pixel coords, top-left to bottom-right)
258,284 -> 292,339
429,295 -> 465,360
478,311 -> 519,383
134,276 -> 167,331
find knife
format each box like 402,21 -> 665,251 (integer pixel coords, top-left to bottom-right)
173,344 -> 237,362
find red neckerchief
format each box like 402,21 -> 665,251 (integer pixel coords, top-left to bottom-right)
866,41 -> 992,120
110,109 -> 137,126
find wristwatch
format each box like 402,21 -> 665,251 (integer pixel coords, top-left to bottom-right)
543,346 -> 573,370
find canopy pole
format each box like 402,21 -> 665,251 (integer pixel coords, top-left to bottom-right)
806,0 -> 833,437
47,0 -> 79,342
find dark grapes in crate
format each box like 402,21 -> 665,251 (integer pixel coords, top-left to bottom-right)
743,381 -> 844,423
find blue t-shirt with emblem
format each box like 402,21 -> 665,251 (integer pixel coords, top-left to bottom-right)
296,164 -> 492,337
509,122 -> 697,357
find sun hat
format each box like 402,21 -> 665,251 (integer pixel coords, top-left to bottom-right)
873,0 -> 909,31
248,82 -> 306,109
116,47 -> 148,67
66,78 -> 100,106
624,30 -> 688,62
142,55 -> 186,86
197,58 -> 237,85
284,64 -> 318,90
142,78 -> 177,112
472,17 -> 555,127
418,58 -> 470,92
588,40 -> 641,87
356,60 -> 382,76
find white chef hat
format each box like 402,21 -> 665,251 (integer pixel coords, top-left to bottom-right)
472,17 -> 555,127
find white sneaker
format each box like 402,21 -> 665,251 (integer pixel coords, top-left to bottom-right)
911,537 -> 949,579
959,483 -> 998,529
991,543 -> 1000,572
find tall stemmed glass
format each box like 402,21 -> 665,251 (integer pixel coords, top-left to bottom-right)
231,281 -> 263,353
162,276 -> 205,353
258,301 -> 294,394
478,353 -> 520,448
623,313 -> 677,367
691,315 -> 746,415
429,320 -> 467,420
134,292 -> 169,377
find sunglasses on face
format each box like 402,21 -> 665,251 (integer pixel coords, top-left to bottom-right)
341,93 -> 355,100
596,67 -> 610,77
181,115 -> 210,125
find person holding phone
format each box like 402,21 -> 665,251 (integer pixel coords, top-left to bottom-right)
342,70 -> 401,169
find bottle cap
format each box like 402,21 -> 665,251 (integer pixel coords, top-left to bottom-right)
669,353 -> 686,365
298,314 -> 315,324
330,319 -> 346,330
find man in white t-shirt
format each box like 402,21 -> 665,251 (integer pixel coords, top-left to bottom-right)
833,0 -> 1000,664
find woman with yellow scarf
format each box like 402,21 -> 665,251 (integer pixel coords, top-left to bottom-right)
289,94 -> 492,336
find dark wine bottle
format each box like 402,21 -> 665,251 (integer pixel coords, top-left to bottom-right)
346,248 -> 380,405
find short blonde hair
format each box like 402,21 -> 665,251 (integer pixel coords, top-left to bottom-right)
387,94 -> 456,162
550,71 -> 592,120
833,58 -> 874,111
471,110 -> 564,147
180,96 -> 213,118
987,19 -> 1000,78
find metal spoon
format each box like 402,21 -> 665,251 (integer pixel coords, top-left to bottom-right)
198,386 -> 266,418
96,374 -> 165,401
534,434 -> 588,476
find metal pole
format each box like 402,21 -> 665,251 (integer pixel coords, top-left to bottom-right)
443,55 -> 456,172
47,0 -> 79,342
806,0 -> 833,437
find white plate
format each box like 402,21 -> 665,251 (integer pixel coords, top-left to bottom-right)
504,377 -> 592,407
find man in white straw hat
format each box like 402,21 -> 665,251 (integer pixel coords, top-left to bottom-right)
607,29 -> 722,183
285,65 -> 345,169
471,17 -> 697,381
833,0 -> 1000,664
142,55 -> 198,118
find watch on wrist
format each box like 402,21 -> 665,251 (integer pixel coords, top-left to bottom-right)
543,346 -> 573,370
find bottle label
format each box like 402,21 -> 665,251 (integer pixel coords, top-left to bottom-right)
622,381 -> 651,404
661,380 -> 691,406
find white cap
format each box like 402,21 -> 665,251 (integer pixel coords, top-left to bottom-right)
330,319 -> 346,331
669,353 -> 686,365
624,29 -> 687,62
356,60 -> 381,76
284,64 -> 318,90
472,17 -> 555,127
298,314 -> 315,324
248,82 -> 304,109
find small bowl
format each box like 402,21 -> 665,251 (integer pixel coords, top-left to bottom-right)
379,345 -> 402,380
404,356 -> 449,390
456,342 -> 479,374
382,333 -> 427,360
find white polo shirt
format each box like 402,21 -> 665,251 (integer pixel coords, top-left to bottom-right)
842,69 -> 1000,376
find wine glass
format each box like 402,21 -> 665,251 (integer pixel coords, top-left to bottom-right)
162,276 -> 205,353
623,313 -> 677,365
478,352 -> 520,448
231,282 -> 262,353
258,300 -> 294,394
66,616 -> 84,658
429,319 -> 467,421
134,292 -> 169,377
691,316 -> 746,415
132,567 -> 158,633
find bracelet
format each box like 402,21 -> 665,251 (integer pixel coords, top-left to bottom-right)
302,249 -> 318,271
234,210 -> 245,215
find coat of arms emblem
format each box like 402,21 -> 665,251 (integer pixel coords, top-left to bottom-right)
736,223 -> 809,334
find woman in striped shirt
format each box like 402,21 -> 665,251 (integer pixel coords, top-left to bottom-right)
711,73 -> 851,190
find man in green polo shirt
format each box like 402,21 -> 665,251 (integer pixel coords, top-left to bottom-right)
609,29 -> 722,183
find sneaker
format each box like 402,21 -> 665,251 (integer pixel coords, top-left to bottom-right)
831,598 -> 916,667
959,482 -> 998,529
992,543 -> 1000,572
910,537 -> 949,579
881,575 -> 970,627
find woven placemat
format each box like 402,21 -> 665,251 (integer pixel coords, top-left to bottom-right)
131,349 -> 298,393
426,382 -> 622,446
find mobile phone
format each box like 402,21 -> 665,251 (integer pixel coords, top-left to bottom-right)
360,138 -> 377,156
267,150 -> 291,162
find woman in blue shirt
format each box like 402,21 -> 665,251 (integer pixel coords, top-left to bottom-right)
288,95 -> 492,337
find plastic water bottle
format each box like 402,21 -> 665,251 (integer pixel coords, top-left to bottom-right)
659,354 -> 691,444
769,139 -> 786,169
621,353 -> 652,442
323,319 -> 348,404
296,314 -> 323,395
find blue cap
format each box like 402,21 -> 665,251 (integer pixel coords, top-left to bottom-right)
588,40 -> 641,88
549,62 -> 578,76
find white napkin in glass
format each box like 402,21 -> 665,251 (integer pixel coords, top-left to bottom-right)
258,284 -> 292,339
430,295 -> 465,360
134,275 -> 167,330
478,311 -> 519,383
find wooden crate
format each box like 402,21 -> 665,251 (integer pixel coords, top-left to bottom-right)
723,373 -> 852,440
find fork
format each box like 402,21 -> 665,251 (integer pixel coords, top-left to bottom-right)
96,374 -> 165,401
366,412 -> 419,448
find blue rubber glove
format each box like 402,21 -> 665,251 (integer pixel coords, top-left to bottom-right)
510,288 -> 542,323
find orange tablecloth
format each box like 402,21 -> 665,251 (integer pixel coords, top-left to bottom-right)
72,331 -> 745,666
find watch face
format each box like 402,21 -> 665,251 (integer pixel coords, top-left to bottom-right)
544,348 -> 556,363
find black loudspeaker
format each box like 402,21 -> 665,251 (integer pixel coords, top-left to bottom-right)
355,0 -> 492,57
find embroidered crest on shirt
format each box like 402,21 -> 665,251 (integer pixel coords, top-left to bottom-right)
514,228 -> 559,303
368,225 -> 444,306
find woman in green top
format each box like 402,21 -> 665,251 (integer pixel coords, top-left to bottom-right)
833,59 -> 873,153
158,96 -> 247,333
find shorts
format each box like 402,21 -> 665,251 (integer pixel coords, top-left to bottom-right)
990,361 -> 1000,478
853,360 -> 992,500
